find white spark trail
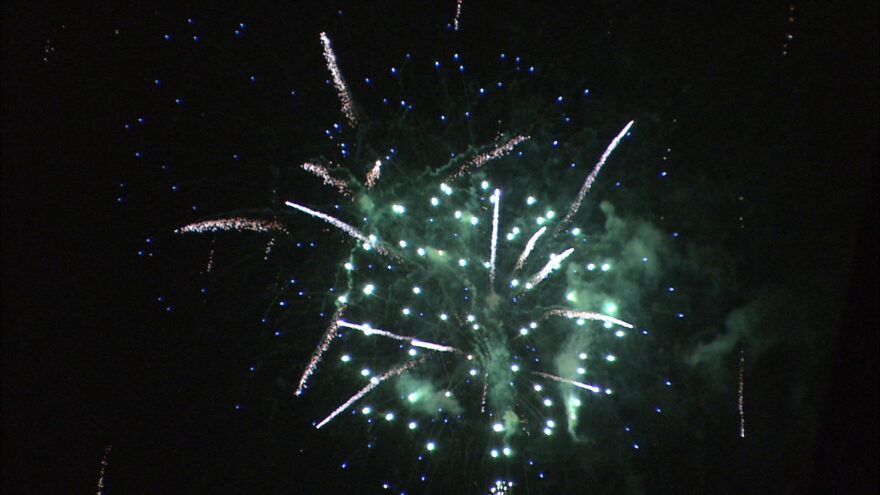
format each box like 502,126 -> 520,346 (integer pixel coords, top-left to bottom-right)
558,120 -> 634,229
514,226 -> 546,271
175,218 -> 287,234
543,308 -> 634,329
316,358 -> 425,429
301,162 -> 351,195
489,189 -> 501,290
95,444 -> 111,495
365,159 -> 382,188
524,248 -> 574,289
295,306 -> 345,396
337,320 -> 460,353
453,0 -> 463,31
320,32 -> 357,128
533,371 -> 602,393
451,134 -> 530,179
286,200 -> 396,260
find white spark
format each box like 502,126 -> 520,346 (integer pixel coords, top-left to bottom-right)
296,306 -> 346,396
543,308 -> 634,329
532,371 -> 601,394
524,248 -> 574,290
451,134 -> 530,179
175,218 -> 287,234
320,32 -> 357,128
301,162 -> 352,195
558,120 -> 634,229
95,444 -> 111,495
489,188 -> 501,289
316,358 -> 424,429
285,200 -> 398,260
366,159 -> 383,188
337,320 -> 460,353
514,225 -> 546,271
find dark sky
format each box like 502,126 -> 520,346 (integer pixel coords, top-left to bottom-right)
3,1 -> 877,494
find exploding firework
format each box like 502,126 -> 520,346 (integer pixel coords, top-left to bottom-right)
132,7 -> 680,493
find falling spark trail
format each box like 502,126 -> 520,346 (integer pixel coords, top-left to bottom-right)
205,248 -> 215,273
515,226 -> 547,271
544,308 -> 634,329
558,120 -> 634,229
533,371 -> 602,393
738,348 -> 746,438
316,358 -> 425,429
451,135 -> 530,179
264,237 -> 276,258
337,320 -> 460,353
301,162 -> 352,195
453,0 -> 463,31
320,32 -> 357,128
175,218 -> 287,234
285,200 -> 397,260
95,444 -> 111,495
296,306 -> 345,395
480,371 -> 489,413
489,189 -> 501,290
525,248 -> 574,289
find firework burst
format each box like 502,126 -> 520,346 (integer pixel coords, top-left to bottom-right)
170,19 -> 660,495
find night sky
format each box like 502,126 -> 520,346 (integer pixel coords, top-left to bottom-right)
2,2 -> 877,494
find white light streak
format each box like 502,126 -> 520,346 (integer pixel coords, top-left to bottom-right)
451,134 -> 530,179
286,200 -> 398,260
543,308 -> 634,329
525,248 -> 574,289
489,189 -> 501,289
301,162 -> 352,195
336,320 -> 460,353
514,226 -> 546,271
532,371 -> 601,393
453,0 -> 463,31
316,358 -> 424,429
558,120 -> 634,229
320,32 -> 357,128
175,218 -> 287,234
296,306 -> 345,396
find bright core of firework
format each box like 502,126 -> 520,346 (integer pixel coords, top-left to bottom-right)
290,118 -> 633,439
